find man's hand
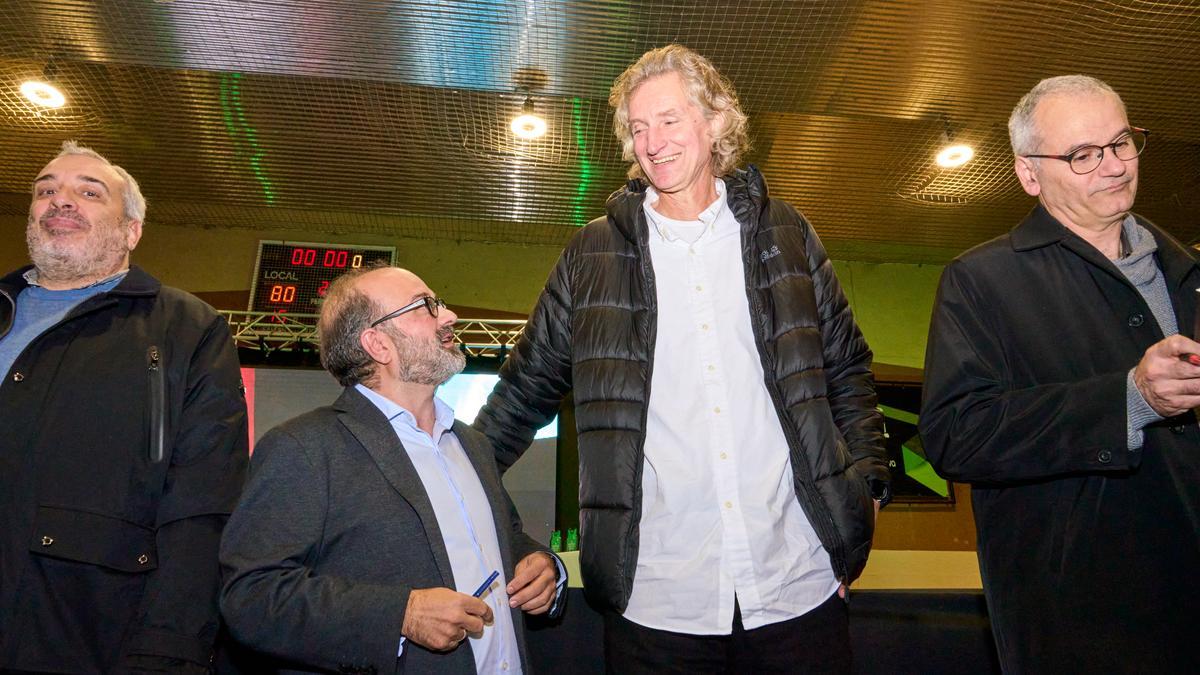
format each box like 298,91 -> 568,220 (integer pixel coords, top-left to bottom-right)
507,552 -> 558,615
402,587 -> 493,652
1133,334 -> 1200,417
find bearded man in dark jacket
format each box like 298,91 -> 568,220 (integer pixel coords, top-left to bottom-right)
0,141 -> 248,673
474,45 -> 888,673
921,76 -> 1200,673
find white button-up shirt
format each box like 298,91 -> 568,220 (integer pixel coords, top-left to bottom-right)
355,385 -> 521,674
621,180 -> 840,635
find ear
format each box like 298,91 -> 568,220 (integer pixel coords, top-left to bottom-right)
1014,157 -> 1041,197
125,219 -> 143,250
359,326 -> 394,367
707,110 -> 723,139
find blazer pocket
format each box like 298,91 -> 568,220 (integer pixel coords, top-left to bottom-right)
28,505 -> 158,573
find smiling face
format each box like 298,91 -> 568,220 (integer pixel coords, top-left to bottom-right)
27,153 -> 142,288
1014,91 -> 1138,235
357,267 -> 463,387
628,71 -> 718,202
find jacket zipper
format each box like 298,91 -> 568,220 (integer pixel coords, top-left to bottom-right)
624,208 -> 658,605
147,346 -> 166,463
743,236 -> 849,586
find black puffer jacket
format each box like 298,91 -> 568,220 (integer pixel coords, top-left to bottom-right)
475,166 -> 887,612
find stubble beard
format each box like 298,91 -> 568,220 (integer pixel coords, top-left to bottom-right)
27,209 -> 131,285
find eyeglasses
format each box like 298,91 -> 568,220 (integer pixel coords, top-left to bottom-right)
1022,127 -> 1149,175
369,296 -> 446,327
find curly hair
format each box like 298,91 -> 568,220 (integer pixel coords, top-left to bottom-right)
609,44 -> 750,180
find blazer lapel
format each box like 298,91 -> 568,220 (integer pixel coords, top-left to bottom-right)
333,387 -> 457,588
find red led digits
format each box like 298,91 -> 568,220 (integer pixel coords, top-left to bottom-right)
290,248 -> 318,266
269,285 -> 297,303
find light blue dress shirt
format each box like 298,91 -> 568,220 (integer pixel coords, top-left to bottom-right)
355,384 -> 523,674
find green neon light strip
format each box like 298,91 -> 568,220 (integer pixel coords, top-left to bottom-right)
879,404 -> 919,425
569,97 -> 593,227
902,445 -> 949,497
219,72 -> 276,204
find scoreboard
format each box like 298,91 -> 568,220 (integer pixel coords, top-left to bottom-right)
248,241 -> 396,313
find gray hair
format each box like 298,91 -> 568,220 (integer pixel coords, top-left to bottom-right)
318,267 -> 384,387
609,44 -> 750,180
53,140 -> 147,223
1008,75 -> 1125,156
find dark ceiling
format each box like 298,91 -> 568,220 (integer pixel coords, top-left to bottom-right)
1,0 -> 1198,264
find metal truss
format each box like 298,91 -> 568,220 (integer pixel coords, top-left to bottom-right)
218,310 -> 526,357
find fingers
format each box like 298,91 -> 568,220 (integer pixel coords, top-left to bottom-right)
508,553 -> 557,612
402,588 -> 493,652
514,578 -> 556,614
506,553 -> 545,594
837,583 -> 847,599
1135,336 -> 1200,417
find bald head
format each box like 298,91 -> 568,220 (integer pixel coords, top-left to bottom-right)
318,266 -> 462,389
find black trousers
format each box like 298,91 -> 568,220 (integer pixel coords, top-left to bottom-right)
603,592 -> 852,674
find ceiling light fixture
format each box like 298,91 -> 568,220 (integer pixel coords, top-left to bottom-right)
510,97 -> 547,140
936,144 -> 974,169
20,80 -> 66,108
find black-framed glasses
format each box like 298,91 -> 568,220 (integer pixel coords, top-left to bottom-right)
369,296 -> 446,327
1022,127 -> 1149,175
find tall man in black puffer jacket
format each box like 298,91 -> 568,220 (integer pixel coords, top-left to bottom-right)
474,45 -> 889,674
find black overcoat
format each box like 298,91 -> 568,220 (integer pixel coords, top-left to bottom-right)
0,265 -> 248,672
920,205 -> 1200,673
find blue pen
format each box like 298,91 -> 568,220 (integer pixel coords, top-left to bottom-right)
472,570 -> 500,598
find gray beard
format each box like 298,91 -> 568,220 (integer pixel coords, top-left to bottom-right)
383,324 -> 466,386
27,213 -> 130,285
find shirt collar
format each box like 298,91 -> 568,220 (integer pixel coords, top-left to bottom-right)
353,383 -> 457,438
23,267 -> 129,289
643,178 -> 728,243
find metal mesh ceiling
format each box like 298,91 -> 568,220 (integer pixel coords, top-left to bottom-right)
1,0 -> 1198,263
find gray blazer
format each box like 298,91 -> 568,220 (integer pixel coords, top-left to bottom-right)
219,386 -> 556,674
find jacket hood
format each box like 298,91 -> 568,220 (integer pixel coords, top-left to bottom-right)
604,165 -> 770,243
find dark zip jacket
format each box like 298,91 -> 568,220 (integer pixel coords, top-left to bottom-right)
474,167 -> 888,612
0,265 -> 248,673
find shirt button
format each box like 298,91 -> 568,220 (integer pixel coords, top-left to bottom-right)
695,285 -> 703,292
701,323 -> 709,330
12,372 -> 24,382
41,536 -> 53,546
707,364 -> 715,371
1171,425 -> 1186,434
1097,449 -> 1113,464
501,661 -> 509,671
724,501 -> 733,509
713,406 -> 721,414
1127,313 -> 1144,327
720,452 -> 728,460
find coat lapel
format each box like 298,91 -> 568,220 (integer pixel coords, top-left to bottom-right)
332,387 -> 457,588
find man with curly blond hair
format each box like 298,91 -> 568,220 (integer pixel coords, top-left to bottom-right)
475,45 -> 888,673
